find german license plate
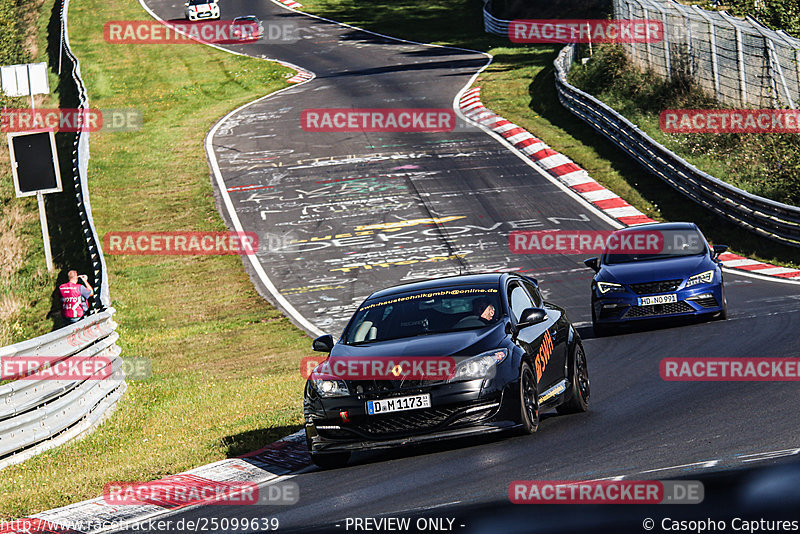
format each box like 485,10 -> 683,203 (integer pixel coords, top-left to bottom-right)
367,394 -> 431,415
639,294 -> 678,306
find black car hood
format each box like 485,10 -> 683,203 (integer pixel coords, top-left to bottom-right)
330,322 -> 508,359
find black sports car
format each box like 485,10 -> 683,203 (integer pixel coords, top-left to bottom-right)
304,273 -> 590,468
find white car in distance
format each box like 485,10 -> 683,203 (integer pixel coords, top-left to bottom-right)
185,0 -> 220,21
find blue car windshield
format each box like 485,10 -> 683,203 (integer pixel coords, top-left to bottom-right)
343,286 -> 502,345
603,229 -> 707,264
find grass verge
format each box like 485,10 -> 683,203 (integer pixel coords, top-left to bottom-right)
296,0 -> 800,268
0,0 -> 314,518
0,0 -> 63,345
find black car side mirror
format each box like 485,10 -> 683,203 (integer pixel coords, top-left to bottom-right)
712,244 -> 728,259
312,334 -> 334,352
584,257 -> 600,272
516,308 -> 548,329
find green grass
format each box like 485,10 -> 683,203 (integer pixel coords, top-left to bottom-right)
0,0 -> 315,519
0,0 -> 61,345
297,0 -> 800,269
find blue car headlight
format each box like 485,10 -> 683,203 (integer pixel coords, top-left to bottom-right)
450,349 -> 508,382
686,270 -> 714,287
597,281 -> 624,294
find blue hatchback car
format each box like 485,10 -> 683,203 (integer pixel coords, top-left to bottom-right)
584,222 -> 728,335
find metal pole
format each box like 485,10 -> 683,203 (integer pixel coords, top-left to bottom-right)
588,21 -> 593,57
775,30 -> 800,106
721,12 -> 748,106
745,17 -> 793,108
58,10 -> 64,75
26,65 -> 35,112
643,5 -> 653,71
37,192 -> 54,271
659,6 -> 671,80
693,6 -> 720,95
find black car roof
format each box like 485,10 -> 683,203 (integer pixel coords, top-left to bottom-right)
366,273 -> 508,300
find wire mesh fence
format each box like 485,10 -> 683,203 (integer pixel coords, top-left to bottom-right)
614,0 -> 800,108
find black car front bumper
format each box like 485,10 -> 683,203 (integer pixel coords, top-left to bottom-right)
304,379 -> 520,453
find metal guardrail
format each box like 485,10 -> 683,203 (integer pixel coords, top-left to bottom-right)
553,44 -> 800,246
480,3 -> 800,246
0,310 -> 125,469
483,1 -> 510,36
61,0 -> 111,309
0,0 -> 124,469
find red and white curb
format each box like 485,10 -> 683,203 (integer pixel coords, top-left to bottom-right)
286,68 -> 314,84
276,0 -> 303,9
0,432 -> 311,534
459,87 -> 800,281
715,252 -> 800,280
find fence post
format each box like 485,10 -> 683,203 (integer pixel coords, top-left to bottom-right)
692,6 -> 720,95
623,0 -> 638,62
656,4 -> 672,80
720,12 -> 748,106
769,29 -> 799,109
642,3 -> 653,71
776,30 -> 800,107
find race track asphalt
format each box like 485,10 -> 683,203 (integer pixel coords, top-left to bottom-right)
125,1 -> 800,531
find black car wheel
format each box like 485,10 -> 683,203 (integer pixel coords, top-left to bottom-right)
310,451 -> 351,469
518,362 -> 539,434
557,343 -> 590,415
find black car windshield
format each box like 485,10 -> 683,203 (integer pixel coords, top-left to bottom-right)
603,228 -> 707,264
343,286 -> 502,345
188,0 -> 213,5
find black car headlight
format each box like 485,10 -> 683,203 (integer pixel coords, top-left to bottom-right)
309,360 -> 350,397
311,378 -> 350,398
450,349 -> 508,382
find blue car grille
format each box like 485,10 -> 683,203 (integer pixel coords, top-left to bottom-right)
623,301 -> 694,318
628,279 -> 683,295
